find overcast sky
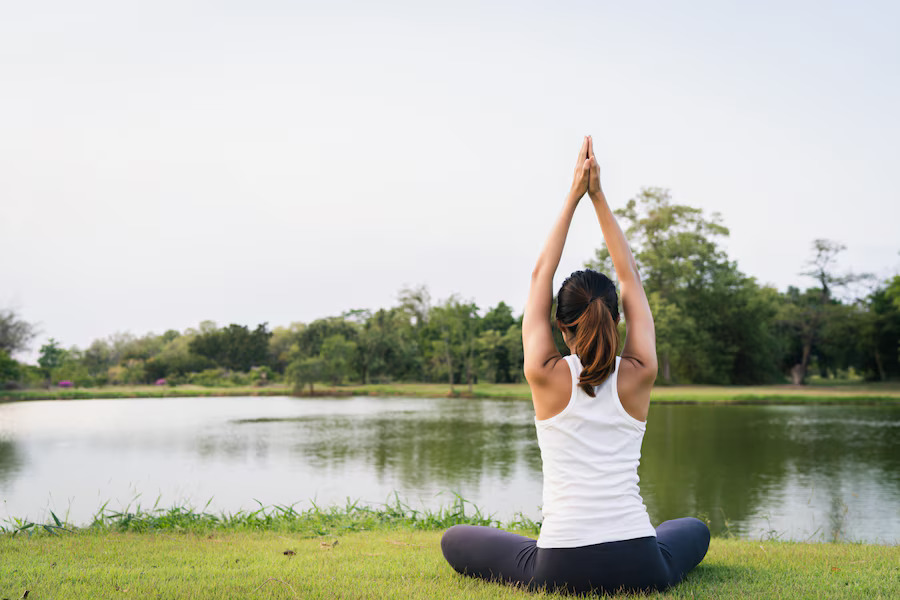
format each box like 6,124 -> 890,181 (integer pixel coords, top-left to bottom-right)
2,0 -> 898,361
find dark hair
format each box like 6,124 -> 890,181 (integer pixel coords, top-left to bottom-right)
555,269 -> 620,397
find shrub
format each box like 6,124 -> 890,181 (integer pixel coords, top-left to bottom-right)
187,368 -> 228,387
51,363 -> 94,387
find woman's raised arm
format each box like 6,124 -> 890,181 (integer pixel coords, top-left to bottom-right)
586,137 -> 658,417
522,137 -> 592,418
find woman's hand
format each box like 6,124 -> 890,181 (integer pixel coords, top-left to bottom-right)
570,136 -> 592,199
587,135 -> 602,199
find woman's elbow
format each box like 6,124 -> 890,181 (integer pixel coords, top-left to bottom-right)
523,361 -> 548,386
643,358 -> 659,382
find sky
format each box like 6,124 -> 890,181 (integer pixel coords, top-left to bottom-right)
2,0 -> 899,361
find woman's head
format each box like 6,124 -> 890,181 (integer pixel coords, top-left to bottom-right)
555,269 -> 620,397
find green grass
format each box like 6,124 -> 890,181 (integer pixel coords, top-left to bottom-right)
3,381 -> 900,405
2,529 -> 897,599
0,384 -> 292,402
0,495 -> 517,538
2,500 -> 898,598
337,381 -> 900,405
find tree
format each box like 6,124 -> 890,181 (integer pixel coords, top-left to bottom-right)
780,239 -> 872,384
645,292 -> 700,383
144,333 -> 213,381
286,356 -> 323,393
587,188 -> 735,383
82,339 -> 113,377
501,322 -> 525,383
398,285 -> 431,329
426,297 -> 480,392
0,350 -> 20,386
477,302 -> 518,383
0,309 -> 37,356
269,322 -> 306,373
355,307 -> 418,384
319,334 -> 357,385
680,261 -> 783,384
50,361 -> 93,387
294,317 -> 358,361
858,276 -> 900,380
190,323 -> 273,371
38,338 -> 67,374
800,239 -> 874,300
588,188 -> 729,294
475,329 -> 504,383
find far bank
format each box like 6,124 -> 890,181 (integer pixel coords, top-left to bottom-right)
3,381 -> 900,405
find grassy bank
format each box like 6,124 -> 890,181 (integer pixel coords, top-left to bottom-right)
2,503 -> 897,599
3,381 -> 900,405
339,381 -> 900,405
0,384 -> 292,402
4,531 -> 899,599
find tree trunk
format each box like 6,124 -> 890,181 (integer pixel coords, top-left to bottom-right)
790,343 -> 812,385
874,347 -> 886,381
466,353 -> 473,394
662,353 -> 671,383
446,350 -> 454,393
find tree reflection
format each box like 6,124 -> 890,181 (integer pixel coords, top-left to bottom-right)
0,438 -> 23,486
284,401 -> 537,489
640,405 -> 900,538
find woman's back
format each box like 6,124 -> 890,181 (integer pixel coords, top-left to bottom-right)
440,137 -> 708,595
535,354 -> 655,548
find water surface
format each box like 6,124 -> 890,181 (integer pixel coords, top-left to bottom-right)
0,396 -> 897,543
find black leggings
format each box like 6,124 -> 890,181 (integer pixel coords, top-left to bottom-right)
441,518 -> 710,595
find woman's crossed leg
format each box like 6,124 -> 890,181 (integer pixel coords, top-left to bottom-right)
441,518 -> 710,595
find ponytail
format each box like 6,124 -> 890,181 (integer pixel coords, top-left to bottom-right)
556,269 -> 620,397
569,298 -> 619,397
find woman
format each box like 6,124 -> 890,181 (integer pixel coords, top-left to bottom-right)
440,136 -> 710,595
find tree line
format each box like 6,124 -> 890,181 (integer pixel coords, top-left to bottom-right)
2,188 -> 898,390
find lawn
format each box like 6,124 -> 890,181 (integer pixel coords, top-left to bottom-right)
2,529 -> 897,599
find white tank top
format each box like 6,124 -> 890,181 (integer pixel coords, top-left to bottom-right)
534,354 -> 656,548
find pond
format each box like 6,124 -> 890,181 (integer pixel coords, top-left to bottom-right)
0,396 -> 897,543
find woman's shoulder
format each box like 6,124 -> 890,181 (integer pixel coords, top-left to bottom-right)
532,355 -> 576,421
615,355 -> 653,423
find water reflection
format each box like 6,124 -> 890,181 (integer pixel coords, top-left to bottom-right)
641,405 -> 900,542
0,439 -> 24,485
0,397 -> 896,543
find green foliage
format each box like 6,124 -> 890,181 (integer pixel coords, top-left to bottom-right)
0,308 -> 37,356
249,365 -> 273,386
268,322 -> 306,373
588,188 -> 729,294
38,338 -> 67,373
477,303 -> 521,384
6,191 -> 897,389
189,323 -> 272,372
426,297 -> 481,391
588,188 -> 784,384
775,240 -> 878,384
355,308 -> 420,384
285,356 -> 324,393
858,276 -> 900,380
320,334 -> 357,385
0,350 -> 20,386
107,359 -> 148,385
294,317 -> 359,360
50,361 -> 94,387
